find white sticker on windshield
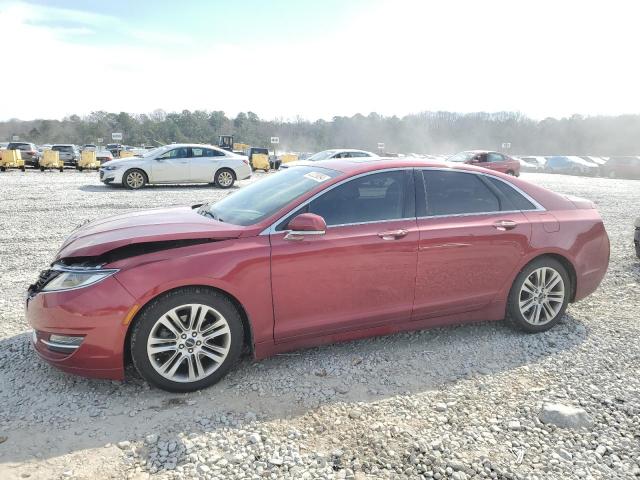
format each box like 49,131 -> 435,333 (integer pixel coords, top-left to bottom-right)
304,172 -> 331,183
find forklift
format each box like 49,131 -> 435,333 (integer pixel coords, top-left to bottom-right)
218,135 -> 234,152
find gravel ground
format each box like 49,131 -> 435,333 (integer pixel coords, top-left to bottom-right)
0,170 -> 638,480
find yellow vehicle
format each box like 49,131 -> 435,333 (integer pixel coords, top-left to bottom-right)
39,150 -> 64,172
280,153 -> 298,164
0,149 -> 25,172
77,150 -> 100,171
251,153 -> 270,171
119,150 -> 135,158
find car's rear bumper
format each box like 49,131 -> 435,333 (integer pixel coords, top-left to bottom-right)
26,276 -> 135,380
236,163 -> 252,180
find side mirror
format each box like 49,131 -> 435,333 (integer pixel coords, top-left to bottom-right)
284,213 -> 326,241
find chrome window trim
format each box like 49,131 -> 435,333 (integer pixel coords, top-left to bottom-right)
260,167 -> 412,235
260,166 -> 546,235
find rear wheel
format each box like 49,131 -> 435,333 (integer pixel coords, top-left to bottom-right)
214,168 -> 235,189
506,170 -> 516,176
40,166 -> 45,172
123,169 -> 147,189
506,258 -> 570,333
130,287 -> 244,392
0,167 -> 5,172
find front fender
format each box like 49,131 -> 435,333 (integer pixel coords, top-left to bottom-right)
113,236 -> 273,346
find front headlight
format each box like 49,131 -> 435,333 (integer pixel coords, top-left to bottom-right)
102,165 -> 120,171
41,267 -> 118,292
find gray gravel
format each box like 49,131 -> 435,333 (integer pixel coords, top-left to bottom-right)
0,170 -> 638,480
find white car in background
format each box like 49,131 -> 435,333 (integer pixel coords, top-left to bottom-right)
517,156 -> 546,172
99,143 -> 251,189
281,148 -> 379,169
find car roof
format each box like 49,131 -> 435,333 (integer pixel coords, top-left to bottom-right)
295,156 -> 508,176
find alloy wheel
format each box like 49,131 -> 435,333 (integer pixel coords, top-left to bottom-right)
147,304 -> 231,383
217,171 -> 234,187
126,171 -> 145,189
518,267 -> 565,325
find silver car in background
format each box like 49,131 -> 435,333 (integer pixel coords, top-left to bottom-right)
51,144 -> 80,166
99,143 -> 252,189
281,148 -> 379,169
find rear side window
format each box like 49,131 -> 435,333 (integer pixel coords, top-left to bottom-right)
308,170 -> 412,226
421,170 -> 500,216
484,176 -> 537,210
487,153 -> 504,162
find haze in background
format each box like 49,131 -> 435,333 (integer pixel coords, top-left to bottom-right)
1,0 -> 639,121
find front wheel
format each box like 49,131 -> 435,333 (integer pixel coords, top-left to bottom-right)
214,168 -> 235,189
130,287 -> 244,392
506,258 -> 570,333
40,166 -> 45,172
123,169 -> 147,189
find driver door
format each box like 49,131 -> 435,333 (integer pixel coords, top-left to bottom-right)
270,169 -> 418,341
151,147 -> 190,182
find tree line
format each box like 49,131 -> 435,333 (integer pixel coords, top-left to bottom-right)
1,110 -> 639,155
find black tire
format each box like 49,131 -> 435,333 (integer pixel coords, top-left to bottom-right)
506,170 -> 515,176
123,169 -> 147,189
0,167 -> 5,172
40,166 -> 45,172
77,166 -> 83,172
506,257 -> 571,333
20,166 -> 25,172
130,287 -> 245,392
635,243 -> 640,259
214,168 -> 235,189
59,167 -> 64,172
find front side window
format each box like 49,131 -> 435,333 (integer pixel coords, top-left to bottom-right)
308,170 -> 409,226
422,170 -> 500,216
158,148 -> 188,159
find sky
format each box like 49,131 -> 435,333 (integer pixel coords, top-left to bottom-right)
1,0 -> 640,121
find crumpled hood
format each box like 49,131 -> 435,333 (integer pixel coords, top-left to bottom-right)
56,206 -> 246,260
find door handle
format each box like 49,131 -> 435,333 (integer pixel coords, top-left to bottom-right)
493,220 -> 517,231
377,229 -> 408,240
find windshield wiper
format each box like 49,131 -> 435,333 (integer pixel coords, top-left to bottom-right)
197,206 -> 224,223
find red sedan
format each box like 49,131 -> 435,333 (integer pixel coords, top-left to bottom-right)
448,150 -> 521,176
26,158 -> 609,392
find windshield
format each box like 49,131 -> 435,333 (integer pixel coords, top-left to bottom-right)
447,152 -> 476,163
202,166 -> 341,226
143,146 -> 169,157
307,150 -> 338,162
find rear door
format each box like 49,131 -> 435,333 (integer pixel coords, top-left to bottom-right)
189,147 -> 226,182
151,147 -> 190,182
270,169 -> 418,340
486,152 -> 507,173
412,169 -> 533,320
